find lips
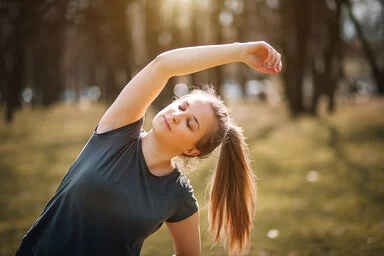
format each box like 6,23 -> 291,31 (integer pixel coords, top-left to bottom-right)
163,116 -> 171,131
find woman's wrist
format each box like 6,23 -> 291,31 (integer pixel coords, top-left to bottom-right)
232,42 -> 247,63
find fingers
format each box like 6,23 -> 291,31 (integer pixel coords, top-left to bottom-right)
268,50 -> 281,70
272,54 -> 282,71
263,42 -> 282,72
244,41 -> 282,74
259,65 -> 279,75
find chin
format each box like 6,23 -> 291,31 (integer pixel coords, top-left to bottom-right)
151,116 -> 160,132
152,115 -> 166,135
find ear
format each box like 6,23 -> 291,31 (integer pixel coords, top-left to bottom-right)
184,148 -> 201,157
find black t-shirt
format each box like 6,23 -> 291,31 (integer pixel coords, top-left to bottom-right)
20,118 -> 198,256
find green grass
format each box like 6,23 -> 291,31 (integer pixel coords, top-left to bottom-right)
1,99 -> 383,256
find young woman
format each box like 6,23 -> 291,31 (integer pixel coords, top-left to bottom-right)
16,42 -> 282,256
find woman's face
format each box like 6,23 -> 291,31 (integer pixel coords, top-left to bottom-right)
152,96 -> 216,156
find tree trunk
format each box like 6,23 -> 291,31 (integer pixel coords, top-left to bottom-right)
86,0 -> 133,104
310,0 -> 342,114
236,0 -> 249,99
0,50 -> 5,107
344,0 -> 384,95
6,41 -> 24,122
2,1 -> 40,122
282,0 -> 308,116
190,0 -> 199,88
211,0 -> 224,94
34,26 -> 64,106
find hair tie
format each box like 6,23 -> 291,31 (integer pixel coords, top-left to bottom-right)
223,126 -> 231,144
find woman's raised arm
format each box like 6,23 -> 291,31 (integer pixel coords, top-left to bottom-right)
97,42 -> 281,133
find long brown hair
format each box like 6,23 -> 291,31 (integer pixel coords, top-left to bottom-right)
209,124 -> 256,255
182,87 -> 257,255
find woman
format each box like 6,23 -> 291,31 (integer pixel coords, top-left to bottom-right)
16,42 -> 282,256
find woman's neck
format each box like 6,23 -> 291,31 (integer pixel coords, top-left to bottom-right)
141,131 -> 177,176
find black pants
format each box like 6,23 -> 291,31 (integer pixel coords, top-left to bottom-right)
15,241 -> 33,256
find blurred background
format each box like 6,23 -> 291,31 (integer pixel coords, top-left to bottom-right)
0,0 -> 383,255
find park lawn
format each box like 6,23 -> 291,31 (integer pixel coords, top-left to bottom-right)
0,98 -> 383,256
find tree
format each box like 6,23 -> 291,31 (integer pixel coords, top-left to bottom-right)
1,0 -> 381,122
310,0 -> 343,114
280,0 -> 309,116
343,0 -> 384,95
86,0 -> 134,103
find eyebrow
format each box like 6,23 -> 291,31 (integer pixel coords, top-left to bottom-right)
186,101 -> 200,130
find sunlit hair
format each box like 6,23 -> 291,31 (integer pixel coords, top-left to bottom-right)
177,86 -> 257,255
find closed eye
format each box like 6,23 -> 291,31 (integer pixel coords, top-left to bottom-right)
186,119 -> 192,131
179,102 -> 194,131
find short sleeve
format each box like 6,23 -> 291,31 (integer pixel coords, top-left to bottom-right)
93,118 -> 144,143
167,176 -> 199,223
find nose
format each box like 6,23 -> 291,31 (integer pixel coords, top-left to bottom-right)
171,111 -> 184,124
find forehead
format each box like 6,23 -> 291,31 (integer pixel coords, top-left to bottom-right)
181,96 -> 215,124
181,95 -> 209,111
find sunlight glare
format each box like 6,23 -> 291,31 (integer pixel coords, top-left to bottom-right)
325,0 -> 336,10
22,88 -> 33,103
265,0 -> 279,9
226,0 -> 244,14
87,86 -> 101,101
306,170 -> 320,182
219,10 -> 234,27
158,31 -> 172,47
267,229 -> 279,239
174,83 -> 189,97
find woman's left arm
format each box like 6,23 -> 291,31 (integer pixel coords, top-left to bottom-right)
166,212 -> 201,256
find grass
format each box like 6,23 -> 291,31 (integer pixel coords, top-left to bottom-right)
1,98 -> 383,256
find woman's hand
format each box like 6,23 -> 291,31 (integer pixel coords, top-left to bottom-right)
241,41 -> 282,74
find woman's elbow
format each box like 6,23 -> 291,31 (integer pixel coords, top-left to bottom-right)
153,53 -> 172,77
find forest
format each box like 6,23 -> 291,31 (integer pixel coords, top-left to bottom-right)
1,0 -> 383,122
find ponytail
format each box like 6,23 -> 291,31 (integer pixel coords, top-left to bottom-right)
182,88 -> 257,254
209,124 -> 257,256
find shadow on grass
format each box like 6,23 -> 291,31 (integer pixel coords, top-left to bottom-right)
344,124 -> 384,142
0,162 -> 23,219
247,115 -> 384,255
320,119 -> 384,210
248,120 -> 291,141
0,138 -> 87,255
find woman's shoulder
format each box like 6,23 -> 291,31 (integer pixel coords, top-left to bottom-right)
93,117 -> 144,141
174,171 -> 194,195
166,171 -> 199,223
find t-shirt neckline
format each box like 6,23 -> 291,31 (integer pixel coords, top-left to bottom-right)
138,136 -> 179,179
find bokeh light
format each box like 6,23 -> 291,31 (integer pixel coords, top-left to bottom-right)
267,229 -> 279,239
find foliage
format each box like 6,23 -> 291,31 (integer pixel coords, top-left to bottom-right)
1,0 -> 383,122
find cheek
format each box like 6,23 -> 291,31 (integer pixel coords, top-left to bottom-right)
152,116 -> 160,130
152,115 -> 167,134
173,129 -> 195,144
182,132 -> 203,147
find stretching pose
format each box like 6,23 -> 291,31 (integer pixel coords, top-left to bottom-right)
16,42 -> 282,256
